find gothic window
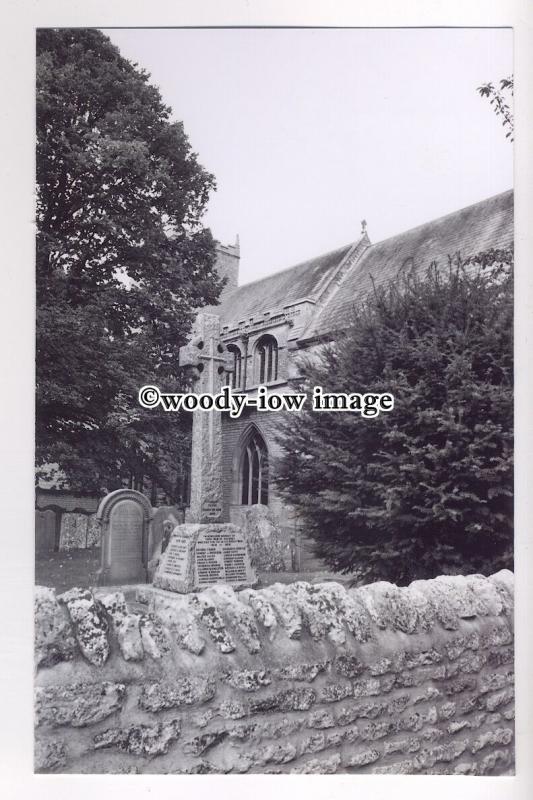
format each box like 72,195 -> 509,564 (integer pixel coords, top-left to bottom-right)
227,344 -> 242,389
241,428 -> 269,505
255,334 -> 278,384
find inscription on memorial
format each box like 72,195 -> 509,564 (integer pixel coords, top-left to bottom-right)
201,501 -> 223,521
153,523 -> 257,593
160,535 -> 189,580
196,530 -> 248,586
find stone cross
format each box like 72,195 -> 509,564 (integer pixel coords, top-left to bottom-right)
180,313 -> 227,523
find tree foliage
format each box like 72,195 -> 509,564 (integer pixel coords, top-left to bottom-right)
275,250 -> 513,584
477,76 -> 514,141
36,29 -> 223,496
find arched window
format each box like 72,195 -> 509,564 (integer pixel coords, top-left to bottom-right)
227,344 -> 242,389
241,428 -> 269,505
255,334 -> 278,384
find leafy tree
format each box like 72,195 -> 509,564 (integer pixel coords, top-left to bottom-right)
477,76 -> 514,141
36,29 -> 223,496
275,250 -> 513,584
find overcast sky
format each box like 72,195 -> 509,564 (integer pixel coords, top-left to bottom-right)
107,28 -> 512,285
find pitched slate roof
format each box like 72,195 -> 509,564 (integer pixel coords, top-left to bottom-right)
210,243 -> 353,325
302,189 -> 514,342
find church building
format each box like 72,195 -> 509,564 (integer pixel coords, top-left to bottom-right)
208,190 -> 513,571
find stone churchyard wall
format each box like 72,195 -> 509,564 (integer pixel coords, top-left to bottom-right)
34,570 -> 514,775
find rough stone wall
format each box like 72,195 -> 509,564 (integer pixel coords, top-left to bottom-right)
34,570 -> 514,775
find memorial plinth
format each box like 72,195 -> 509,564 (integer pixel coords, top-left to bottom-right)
153,523 -> 257,593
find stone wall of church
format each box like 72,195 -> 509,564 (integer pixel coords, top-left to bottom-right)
221,407 -> 287,522
222,320 -> 291,390
222,409 -> 284,521
215,241 -> 240,294
221,407 -> 314,571
34,571 -> 515,774
221,407 -> 327,572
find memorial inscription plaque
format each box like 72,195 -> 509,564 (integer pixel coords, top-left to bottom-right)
153,523 -> 257,593
96,489 -> 152,585
201,501 -> 224,522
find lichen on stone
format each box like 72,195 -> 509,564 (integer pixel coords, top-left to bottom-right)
222,669 -> 271,692
58,588 -> 109,666
94,719 -> 181,756
182,730 -> 228,756
291,753 -> 341,774
327,582 -> 374,642
287,582 -> 346,644
139,677 -> 216,712
240,589 -> 278,638
190,595 -> 236,653
249,687 -> 316,713
204,585 -> 261,653
34,586 -> 77,669
334,653 -> 364,678
139,613 -> 170,659
260,584 -> 302,639
344,748 -> 381,767
35,681 -> 126,727
34,738 -> 67,772
277,661 -> 328,682
99,592 -> 145,661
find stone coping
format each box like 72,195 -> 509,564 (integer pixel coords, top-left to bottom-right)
35,570 -> 514,669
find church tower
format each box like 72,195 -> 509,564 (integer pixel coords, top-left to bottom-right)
214,237 -> 240,294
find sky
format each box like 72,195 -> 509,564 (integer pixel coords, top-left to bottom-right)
107,28 -> 513,285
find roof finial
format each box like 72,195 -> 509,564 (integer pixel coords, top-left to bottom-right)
361,219 -> 367,235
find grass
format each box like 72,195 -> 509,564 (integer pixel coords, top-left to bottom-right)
35,549 -> 352,593
35,548 -> 101,593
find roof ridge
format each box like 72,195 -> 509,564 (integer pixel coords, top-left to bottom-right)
299,188 -> 513,344
368,188 -> 513,251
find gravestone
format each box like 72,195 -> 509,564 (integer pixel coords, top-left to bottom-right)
153,313 -> 257,593
238,504 -> 289,571
153,523 -> 256,593
86,514 -> 101,548
35,509 -> 56,555
96,489 -> 152,585
59,512 -> 90,550
150,505 -> 184,558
